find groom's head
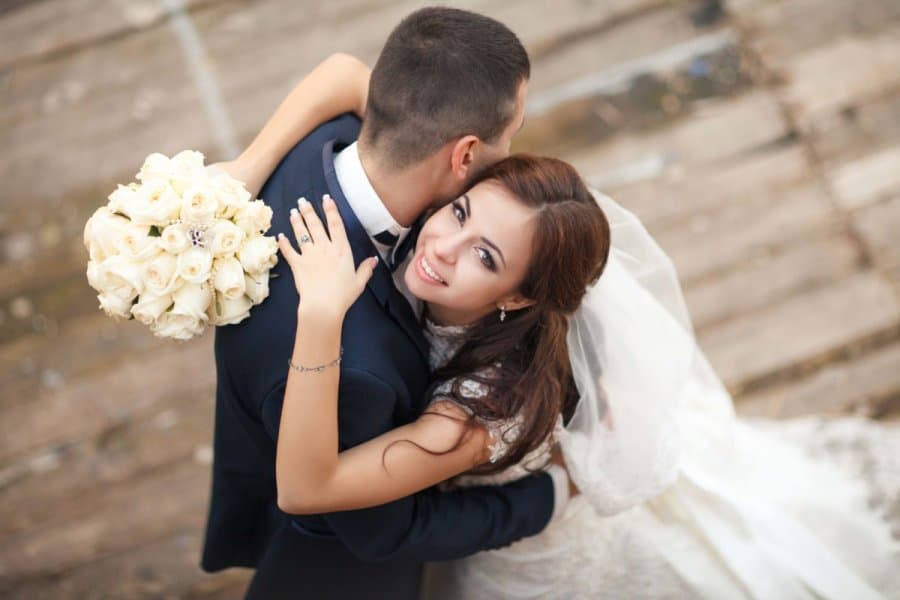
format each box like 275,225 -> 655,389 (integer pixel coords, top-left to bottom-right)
360,7 -> 529,200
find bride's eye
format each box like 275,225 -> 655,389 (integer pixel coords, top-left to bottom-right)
452,202 -> 466,225
476,247 -> 497,271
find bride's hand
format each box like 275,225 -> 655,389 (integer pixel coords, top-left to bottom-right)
277,195 -> 378,320
206,159 -> 265,199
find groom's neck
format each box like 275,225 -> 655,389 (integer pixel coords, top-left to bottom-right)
357,144 -> 437,228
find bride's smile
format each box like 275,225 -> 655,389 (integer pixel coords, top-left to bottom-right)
404,181 -> 537,327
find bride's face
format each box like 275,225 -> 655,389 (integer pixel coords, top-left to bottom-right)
403,180 -> 536,326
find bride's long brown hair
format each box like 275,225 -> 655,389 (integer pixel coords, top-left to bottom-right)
424,154 -> 611,475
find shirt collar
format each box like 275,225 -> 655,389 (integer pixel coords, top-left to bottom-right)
333,142 -> 408,248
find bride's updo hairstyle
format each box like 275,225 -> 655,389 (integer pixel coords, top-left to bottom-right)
432,155 -> 611,475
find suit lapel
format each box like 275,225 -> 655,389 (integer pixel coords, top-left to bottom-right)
322,140 -> 430,361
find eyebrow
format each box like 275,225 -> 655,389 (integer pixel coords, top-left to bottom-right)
481,237 -> 507,268
463,194 -> 507,268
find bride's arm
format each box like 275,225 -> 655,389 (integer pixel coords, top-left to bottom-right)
275,197 -> 494,515
213,53 -> 370,197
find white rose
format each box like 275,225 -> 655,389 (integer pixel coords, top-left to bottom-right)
169,150 -> 206,194
211,175 -> 251,218
159,222 -> 190,254
106,183 -> 140,215
116,222 -> 162,260
91,255 -> 143,318
97,292 -> 135,319
130,292 -> 173,325
244,271 -> 270,305
234,200 -> 274,236
212,292 -> 253,326
151,312 -> 205,340
124,179 -> 181,226
172,282 -> 212,321
236,236 -> 278,274
176,247 -> 213,284
84,206 -> 129,261
181,184 -> 219,224
86,260 -> 104,291
99,254 -> 145,298
140,252 -> 181,296
212,257 -> 246,300
136,152 -> 172,183
207,220 -> 245,257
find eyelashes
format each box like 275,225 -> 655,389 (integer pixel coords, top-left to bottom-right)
451,201 -> 497,272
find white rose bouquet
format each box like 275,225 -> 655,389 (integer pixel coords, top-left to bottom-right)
83,150 -> 278,340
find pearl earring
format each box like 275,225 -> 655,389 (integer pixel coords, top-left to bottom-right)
499,306 -> 507,323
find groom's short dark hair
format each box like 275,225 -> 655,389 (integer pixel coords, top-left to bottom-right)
361,7 -> 530,168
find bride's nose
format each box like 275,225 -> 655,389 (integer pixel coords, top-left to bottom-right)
433,231 -> 464,264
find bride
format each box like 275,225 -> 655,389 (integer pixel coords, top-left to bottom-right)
215,54 -> 899,599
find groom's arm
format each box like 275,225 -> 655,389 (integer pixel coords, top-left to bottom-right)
260,369 -> 559,562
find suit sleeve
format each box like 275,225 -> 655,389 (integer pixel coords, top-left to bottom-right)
260,368 -> 556,562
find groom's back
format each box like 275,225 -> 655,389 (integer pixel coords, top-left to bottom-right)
201,115 -> 431,571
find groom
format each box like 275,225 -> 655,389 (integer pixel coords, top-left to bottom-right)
201,7 -> 571,598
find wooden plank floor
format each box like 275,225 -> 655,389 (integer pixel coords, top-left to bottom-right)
1,0 -> 898,596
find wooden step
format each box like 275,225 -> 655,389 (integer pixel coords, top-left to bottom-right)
3,529 -> 249,600
0,388 -> 213,538
0,336 -> 213,465
565,90 -> 790,185
728,0 -> 900,69
655,181 -> 836,284
0,312 -> 167,413
778,25 -> 900,129
685,233 -> 861,332
0,459 -> 209,585
699,271 -> 900,390
737,341 -> 900,418
826,145 -> 900,211
854,194 -> 900,284
600,143 -> 812,233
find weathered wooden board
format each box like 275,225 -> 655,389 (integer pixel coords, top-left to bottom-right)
854,193 -> 900,281
599,143 -> 812,232
685,233 -> 861,332
0,459 -> 210,584
700,272 -> 900,389
0,390 -> 213,538
827,146 -> 900,211
0,336 -> 212,465
3,529 -> 249,599
654,182 -> 836,284
737,342 -> 900,418
566,90 -> 789,183
779,25 -> 900,129
729,0 -> 900,68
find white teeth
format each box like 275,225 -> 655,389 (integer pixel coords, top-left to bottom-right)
421,257 -> 445,284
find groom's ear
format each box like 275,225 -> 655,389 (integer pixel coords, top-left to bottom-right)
449,135 -> 480,181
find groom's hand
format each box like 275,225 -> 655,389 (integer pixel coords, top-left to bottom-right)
550,445 -> 581,498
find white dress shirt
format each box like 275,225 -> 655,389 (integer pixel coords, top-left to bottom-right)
333,142 -> 420,316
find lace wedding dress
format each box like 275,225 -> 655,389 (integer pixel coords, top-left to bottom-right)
420,320 -> 900,600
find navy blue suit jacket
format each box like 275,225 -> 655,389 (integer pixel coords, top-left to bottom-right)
201,115 -> 554,587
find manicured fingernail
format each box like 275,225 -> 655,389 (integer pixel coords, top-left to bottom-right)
323,194 -> 333,204
297,197 -> 308,208
290,208 -> 298,216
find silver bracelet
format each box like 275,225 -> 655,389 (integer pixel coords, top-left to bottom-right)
287,348 -> 344,374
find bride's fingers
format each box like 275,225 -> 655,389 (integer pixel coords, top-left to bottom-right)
322,195 -> 349,248
276,232 -> 300,268
289,206 -> 312,249
296,197 -> 327,243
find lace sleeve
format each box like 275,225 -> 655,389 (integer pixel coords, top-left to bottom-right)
430,376 -> 514,464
